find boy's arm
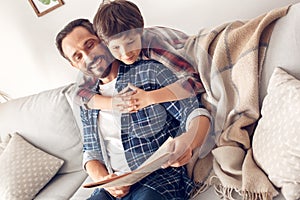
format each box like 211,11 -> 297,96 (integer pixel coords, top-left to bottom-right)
139,80 -> 193,104
75,73 -> 115,110
118,81 -> 192,112
87,94 -> 113,110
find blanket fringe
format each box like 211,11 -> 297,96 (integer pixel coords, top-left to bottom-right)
214,184 -> 237,200
190,181 -> 211,199
190,167 -> 216,199
240,191 -> 274,200
212,183 -> 274,200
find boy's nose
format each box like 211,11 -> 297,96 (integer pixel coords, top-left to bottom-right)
120,46 -> 131,57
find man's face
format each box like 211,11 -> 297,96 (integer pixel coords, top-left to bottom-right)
107,31 -> 142,65
62,26 -> 114,78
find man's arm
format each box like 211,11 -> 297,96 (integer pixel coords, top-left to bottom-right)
152,62 -> 212,167
85,160 -> 109,182
85,159 -> 131,198
163,115 -> 210,168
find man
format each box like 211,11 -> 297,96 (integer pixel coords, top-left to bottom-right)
56,19 -> 211,200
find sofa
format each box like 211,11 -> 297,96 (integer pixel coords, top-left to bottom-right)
0,3 -> 299,200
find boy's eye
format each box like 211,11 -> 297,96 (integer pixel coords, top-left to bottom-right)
127,40 -> 134,45
112,46 -> 120,50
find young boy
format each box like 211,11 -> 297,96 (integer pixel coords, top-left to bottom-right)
91,0 -> 214,171
77,0 -> 204,112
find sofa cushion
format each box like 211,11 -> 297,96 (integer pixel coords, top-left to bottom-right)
69,176 -> 94,200
253,67 -> 300,200
0,133 -> 64,200
34,170 -> 87,200
0,84 -> 83,174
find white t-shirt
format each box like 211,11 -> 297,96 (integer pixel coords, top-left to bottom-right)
98,79 -> 131,174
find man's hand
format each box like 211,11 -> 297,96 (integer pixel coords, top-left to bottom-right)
161,133 -> 193,168
162,115 -> 210,168
103,174 -> 131,198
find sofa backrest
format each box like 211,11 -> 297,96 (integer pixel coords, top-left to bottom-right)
0,84 -> 83,175
260,3 -> 300,104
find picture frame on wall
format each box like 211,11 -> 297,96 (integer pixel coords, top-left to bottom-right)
28,0 -> 64,17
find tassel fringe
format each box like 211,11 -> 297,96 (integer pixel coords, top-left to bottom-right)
212,183 -> 274,200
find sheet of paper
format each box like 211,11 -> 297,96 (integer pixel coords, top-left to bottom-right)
83,137 -> 174,189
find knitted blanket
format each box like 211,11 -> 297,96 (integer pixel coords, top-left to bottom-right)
185,5 -> 290,200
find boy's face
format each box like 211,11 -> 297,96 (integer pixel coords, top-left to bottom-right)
107,31 -> 142,65
62,26 -> 114,78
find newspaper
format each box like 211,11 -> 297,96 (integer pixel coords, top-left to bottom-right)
83,137 -> 174,188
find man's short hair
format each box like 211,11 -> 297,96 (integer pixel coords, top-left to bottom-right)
55,18 -> 96,60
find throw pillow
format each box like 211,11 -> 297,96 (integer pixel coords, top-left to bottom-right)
252,67 -> 300,200
0,133 -> 64,200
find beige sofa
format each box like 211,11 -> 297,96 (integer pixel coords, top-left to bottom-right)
0,3 -> 299,200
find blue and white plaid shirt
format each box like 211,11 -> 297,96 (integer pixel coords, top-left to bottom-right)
81,60 -> 202,199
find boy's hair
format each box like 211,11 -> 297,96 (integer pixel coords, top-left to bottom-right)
56,18 -> 96,60
93,0 -> 144,43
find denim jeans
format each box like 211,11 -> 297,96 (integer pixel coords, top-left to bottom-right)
87,183 -> 165,200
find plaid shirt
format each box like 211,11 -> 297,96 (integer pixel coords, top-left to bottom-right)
81,60 -> 201,199
75,26 -> 204,106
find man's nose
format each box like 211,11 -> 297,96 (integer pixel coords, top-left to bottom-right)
83,52 -> 94,64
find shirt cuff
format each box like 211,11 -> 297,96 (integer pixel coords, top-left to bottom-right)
82,150 -> 104,171
185,108 -> 212,131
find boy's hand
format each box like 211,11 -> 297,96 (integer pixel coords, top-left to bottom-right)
103,174 -> 131,198
116,83 -> 153,113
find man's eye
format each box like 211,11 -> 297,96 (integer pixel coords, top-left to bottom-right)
74,54 -> 82,61
87,41 -> 95,49
112,46 -> 119,50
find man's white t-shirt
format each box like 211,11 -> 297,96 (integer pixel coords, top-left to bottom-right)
98,79 -> 131,174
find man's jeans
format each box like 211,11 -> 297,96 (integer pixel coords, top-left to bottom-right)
87,183 -> 165,200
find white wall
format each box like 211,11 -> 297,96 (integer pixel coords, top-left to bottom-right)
1,0 -> 299,98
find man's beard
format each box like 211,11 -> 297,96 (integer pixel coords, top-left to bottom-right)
100,64 -> 112,79
85,55 -> 113,78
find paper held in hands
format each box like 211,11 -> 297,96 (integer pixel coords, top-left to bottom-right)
83,137 -> 174,189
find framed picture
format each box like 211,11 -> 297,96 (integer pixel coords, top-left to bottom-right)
28,0 -> 64,17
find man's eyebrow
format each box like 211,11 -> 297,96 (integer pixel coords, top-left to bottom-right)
84,38 -> 97,46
